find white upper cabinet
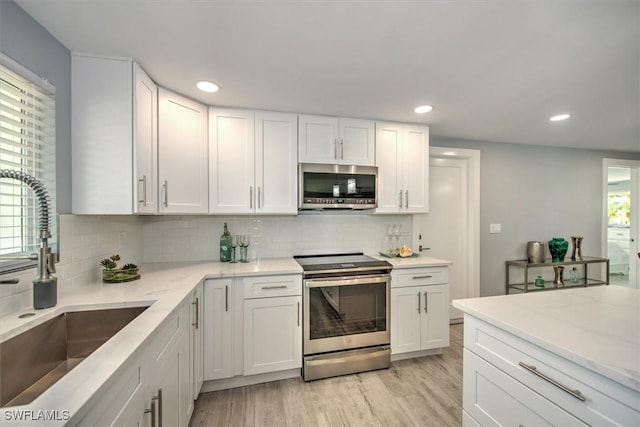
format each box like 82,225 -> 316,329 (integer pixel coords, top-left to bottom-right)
133,63 -> 158,214
72,54 -> 157,214
209,109 -> 255,213
158,88 -> 209,214
255,111 -> 298,214
375,122 -> 429,214
209,109 -> 297,214
298,115 -> 374,166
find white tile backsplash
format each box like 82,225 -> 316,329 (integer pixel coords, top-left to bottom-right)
0,212 -> 411,315
141,213 -> 412,262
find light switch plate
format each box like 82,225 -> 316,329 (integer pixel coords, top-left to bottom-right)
489,224 -> 501,234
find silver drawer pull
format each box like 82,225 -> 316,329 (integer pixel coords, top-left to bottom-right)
518,362 -> 585,401
261,285 -> 288,290
412,275 -> 433,279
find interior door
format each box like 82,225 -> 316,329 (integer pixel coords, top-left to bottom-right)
604,160 -> 640,289
419,157 -> 468,321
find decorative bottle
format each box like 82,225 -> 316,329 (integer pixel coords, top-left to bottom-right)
220,223 -> 232,262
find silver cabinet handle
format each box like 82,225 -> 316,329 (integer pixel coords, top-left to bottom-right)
518,362 -> 585,401
0,278 -> 19,284
249,187 -> 253,209
413,275 -> 432,279
424,291 -> 428,313
162,180 -> 168,207
156,389 -> 163,427
261,285 -> 288,290
399,190 -> 403,209
405,190 -> 409,209
138,175 -> 147,204
258,186 -> 261,209
192,297 -> 199,329
297,301 -> 300,327
145,399 -> 156,427
340,138 -> 344,160
225,285 -> 228,312
417,292 -> 421,313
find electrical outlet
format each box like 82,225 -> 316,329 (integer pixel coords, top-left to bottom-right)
489,224 -> 501,234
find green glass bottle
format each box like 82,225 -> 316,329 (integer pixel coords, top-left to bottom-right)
220,223 -> 232,262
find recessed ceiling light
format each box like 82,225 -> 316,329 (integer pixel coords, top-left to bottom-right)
414,105 -> 433,114
197,81 -> 219,93
443,151 -> 456,156
549,113 -> 570,122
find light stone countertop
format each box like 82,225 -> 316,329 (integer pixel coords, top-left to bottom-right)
452,286 -> 640,392
0,258 -> 302,425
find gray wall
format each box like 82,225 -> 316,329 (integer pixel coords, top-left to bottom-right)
433,136 -> 640,296
0,0 -> 72,213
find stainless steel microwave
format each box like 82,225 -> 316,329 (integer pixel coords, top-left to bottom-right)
298,163 -> 378,210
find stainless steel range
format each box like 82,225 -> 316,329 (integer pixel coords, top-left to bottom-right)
295,253 -> 392,381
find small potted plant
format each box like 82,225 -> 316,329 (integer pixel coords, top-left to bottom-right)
100,254 -> 140,283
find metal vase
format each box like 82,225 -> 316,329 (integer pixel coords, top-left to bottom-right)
553,266 -> 565,288
526,241 -> 546,263
570,236 -> 583,261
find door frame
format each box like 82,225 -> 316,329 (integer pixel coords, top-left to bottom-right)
413,147 -> 481,300
602,158 -> 640,287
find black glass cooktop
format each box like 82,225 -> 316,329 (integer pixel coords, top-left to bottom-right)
294,253 -> 391,272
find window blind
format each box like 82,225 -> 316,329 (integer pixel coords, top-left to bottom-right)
0,56 -> 56,273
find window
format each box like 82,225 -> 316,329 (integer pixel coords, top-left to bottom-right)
0,53 -> 56,273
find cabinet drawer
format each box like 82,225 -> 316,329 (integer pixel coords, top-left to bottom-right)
391,267 -> 448,288
243,274 -> 302,299
465,316 -> 640,426
464,349 -> 586,426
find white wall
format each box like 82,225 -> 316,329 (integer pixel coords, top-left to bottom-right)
433,136 -> 640,296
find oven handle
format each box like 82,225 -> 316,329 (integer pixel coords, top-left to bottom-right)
304,274 -> 390,288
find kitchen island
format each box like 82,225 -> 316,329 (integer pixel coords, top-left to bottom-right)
453,286 -> 640,426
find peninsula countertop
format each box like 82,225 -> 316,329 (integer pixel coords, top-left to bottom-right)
453,286 -> 640,392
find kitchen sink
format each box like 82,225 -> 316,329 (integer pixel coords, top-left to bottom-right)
0,306 -> 148,407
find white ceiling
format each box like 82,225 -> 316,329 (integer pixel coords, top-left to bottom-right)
14,0 -> 640,153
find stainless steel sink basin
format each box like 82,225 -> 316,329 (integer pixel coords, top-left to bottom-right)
0,306 -> 148,407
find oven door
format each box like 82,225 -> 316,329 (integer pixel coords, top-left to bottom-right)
303,274 -> 390,355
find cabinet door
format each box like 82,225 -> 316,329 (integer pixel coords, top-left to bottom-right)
338,118 -> 375,166
375,122 -> 402,213
153,346 -> 181,427
255,111 -> 298,214
243,296 -> 302,375
133,63 -> 158,214
390,287 -> 422,354
203,279 -> 234,380
107,381 -> 147,427
421,284 -> 449,350
189,285 -> 204,408
209,109 -> 255,213
402,125 -> 429,213
71,54 -> 133,214
158,88 -> 208,213
298,115 -> 338,164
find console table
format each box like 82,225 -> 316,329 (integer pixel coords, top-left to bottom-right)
505,256 -> 609,294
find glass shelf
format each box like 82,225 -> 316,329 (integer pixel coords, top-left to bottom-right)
506,256 -> 610,294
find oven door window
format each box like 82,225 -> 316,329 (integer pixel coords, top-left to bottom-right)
309,282 -> 387,340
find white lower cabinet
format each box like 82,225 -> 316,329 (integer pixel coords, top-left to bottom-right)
80,299 -> 193,427
190,283 -> 204,406
390,267 -> 450,355
243,275 -> 302,375
463,349 -> 585,426
462,315 -> 640,426
203,278 -> 234,380
202,274 -> 303,389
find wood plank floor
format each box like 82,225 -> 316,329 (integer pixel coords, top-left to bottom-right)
190,324 -> 463,427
